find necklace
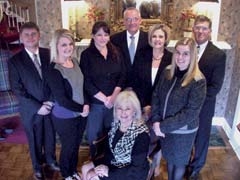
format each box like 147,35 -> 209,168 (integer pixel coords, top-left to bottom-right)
153,56 -> 162,61
152,52 -> 163,61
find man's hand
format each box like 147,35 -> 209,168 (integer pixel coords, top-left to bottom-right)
37,104 -> 51,115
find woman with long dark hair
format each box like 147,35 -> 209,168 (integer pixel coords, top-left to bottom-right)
80,21 -> 126,158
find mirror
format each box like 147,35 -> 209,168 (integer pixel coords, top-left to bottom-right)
109,0 -> 173,33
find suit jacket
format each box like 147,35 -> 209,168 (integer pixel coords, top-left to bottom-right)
8,48 -> 51,127
111,30 -> 149,87
133,47 -> 172,107
198,41 -> 226,118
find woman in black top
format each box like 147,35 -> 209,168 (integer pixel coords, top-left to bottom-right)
132,24 -> 172,177
80,21 -> 126,158
81,90 -> 150,180
133,24 -> 172,119
151,37 -> 206,180
47,29 -> 89,180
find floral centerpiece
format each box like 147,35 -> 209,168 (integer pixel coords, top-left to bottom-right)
85,6 -> 106,23
180,9 -> 196,31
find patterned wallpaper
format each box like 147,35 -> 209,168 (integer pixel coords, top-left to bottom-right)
31,0 -> 240,127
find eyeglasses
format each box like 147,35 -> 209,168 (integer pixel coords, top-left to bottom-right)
193,26 -> 210,32
124,17 -> 140,23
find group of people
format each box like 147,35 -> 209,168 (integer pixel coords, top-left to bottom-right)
7,6 -> 226,180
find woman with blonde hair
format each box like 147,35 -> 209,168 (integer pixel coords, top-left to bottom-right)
47,29 -> 89,180
81,90 -> 150,180
151,37 -> 206,180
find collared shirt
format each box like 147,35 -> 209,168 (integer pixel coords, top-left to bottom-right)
25,48 -> 41,65
127,30 -> 140,53
197,41 -> 208,61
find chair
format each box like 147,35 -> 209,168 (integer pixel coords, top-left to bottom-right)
146,129 -> 161,180
90,134 -> 108,161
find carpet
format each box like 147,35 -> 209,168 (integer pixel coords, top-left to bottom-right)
209,126 -> 226,147
0,116 -> 226,147
0,115 -> 27,144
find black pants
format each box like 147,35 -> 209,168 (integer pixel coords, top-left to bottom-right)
52,114 -> 86,178
23,114 -> 57,172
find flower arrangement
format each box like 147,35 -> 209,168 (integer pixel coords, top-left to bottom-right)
180,9 -> 196,21
85,6 -> 106,23
180,9 -> 196,31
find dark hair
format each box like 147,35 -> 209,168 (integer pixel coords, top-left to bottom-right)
91,21 -> 110,35
91,21 -> 120,62
194,15 -> 212,29
20,22 -> 40,34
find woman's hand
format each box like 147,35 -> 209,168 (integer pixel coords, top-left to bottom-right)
94,164 -> 109,177
86,169 -> 100,180
104,96 -> 113,109
153,122 -> 165,137
80,104 -> 90,117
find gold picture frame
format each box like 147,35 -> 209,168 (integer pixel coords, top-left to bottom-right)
109,0 -> 173,33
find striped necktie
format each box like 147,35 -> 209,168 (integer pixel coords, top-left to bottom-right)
33,54 -> 42,78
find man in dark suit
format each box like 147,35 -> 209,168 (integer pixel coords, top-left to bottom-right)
8,22 -> 59,180
111,7 -> 149,88
188,15 -> 226,180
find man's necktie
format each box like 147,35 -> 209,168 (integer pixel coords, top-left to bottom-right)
129,36 -> 135,64
197,45 -> 200,61
197,45 -> 200,54
33,54 -> 42,78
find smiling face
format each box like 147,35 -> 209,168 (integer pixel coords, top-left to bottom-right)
193,21 -> 211,45
20,28 -> 40,50
150,29 -> 166,49
115,100 -> 135,126
93,28 -> 110,49
124,9 -> 142,35
57,36 -> 74,59
175,44 -> 191,71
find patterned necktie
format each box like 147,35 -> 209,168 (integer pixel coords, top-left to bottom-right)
129,36 -> 135,64
33,54 -> 42,78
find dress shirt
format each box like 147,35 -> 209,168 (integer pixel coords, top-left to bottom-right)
197,41 -> 208,61
127,30 -> 140,53
25,48 -> 41,65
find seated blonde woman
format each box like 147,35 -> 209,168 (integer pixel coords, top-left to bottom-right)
81,90 -> 150,180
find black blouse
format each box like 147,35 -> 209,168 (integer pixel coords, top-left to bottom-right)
80,44 -> 127,104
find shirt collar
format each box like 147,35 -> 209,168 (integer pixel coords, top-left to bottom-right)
197,41 -> 208,61
197,41 -> 208,52
25,48 -> 39,59
126,30 -> 140,39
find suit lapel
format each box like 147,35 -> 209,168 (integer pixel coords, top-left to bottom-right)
22,50 -> 42,80
199,41 -> 214,66
120,31 -> 132,66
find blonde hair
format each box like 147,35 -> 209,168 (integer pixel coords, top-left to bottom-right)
148,24 -> 169,47
167,37 -> 204,86
113,90 -> 144,126
50,29 -> 75,62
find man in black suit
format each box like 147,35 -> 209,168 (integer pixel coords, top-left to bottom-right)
8,22 -> 59,180
188,15 -> 226,180
111,7 -> 149,88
